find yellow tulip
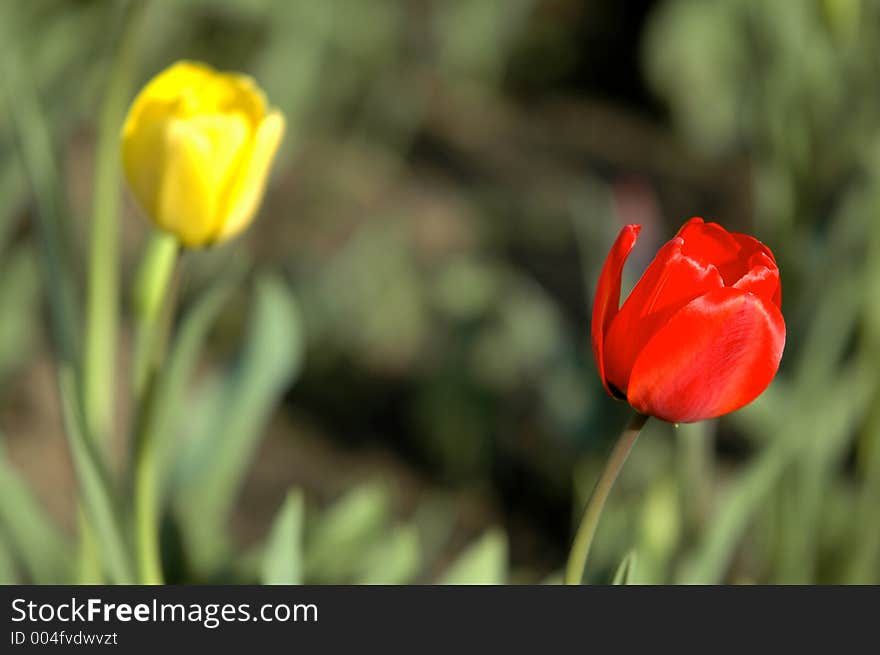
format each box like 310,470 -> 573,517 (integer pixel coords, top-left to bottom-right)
121,61 -> 284,247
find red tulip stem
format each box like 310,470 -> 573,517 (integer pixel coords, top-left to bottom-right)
565,411 -> 649,585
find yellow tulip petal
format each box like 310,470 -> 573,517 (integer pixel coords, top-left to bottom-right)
138,61 -> 215,100
123,61 -> 212,131
217,73 -> 267,126
214,110 -> 285,243
121,99 -> 172,218
123,61 -> 265,126
121,60 -> 284,247
157,113 -> 249,247
122,62 -> 218,218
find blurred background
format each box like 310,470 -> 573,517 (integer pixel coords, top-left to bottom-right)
1,0 -> 879,584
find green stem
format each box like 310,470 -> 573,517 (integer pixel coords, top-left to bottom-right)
132,231 -> 179,397
131,230 -> 179,584
83,0 -> 147,448
134,379 -> 163,585
565,411 -> 648,585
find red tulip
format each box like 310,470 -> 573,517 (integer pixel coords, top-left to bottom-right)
592,217 -> 785,423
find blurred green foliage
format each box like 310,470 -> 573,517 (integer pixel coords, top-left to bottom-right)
644,0 -> 880,583
0,0 -> 877,584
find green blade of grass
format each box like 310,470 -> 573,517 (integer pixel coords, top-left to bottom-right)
440,528 -> 508,585
611,550 -> 637,585
2,36 -> 136,584
0,49 -> 79,370
678,365 -> 871,584
261,490 -> 305,585
304,484 -> 389,583
58,366 -> 134,584
0,435 -> 72,583
356,525 -> 421,585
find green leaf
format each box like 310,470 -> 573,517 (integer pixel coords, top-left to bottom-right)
683,436 -> 789,585
57,366 -> 134,584
612,550 -> 637,585
440,528 -> 508,585
356,525 -> 421,585
146,267 -> 246,498
305,483 -> 389,583
0,436 -> 72,583
83,0 -> 149,446
262,490 -> 305,585
174,274 -> 305,569
1,43 -> 80,369
1,21 -> 135,586
0,245 -> 40,383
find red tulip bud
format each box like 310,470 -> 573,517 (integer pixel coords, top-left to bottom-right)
592,217 -> 785,423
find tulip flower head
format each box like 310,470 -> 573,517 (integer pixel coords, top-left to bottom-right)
121,61 -> 284,247
592,217 -> 785,423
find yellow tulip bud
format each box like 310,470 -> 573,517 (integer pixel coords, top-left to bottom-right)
121,61 -> 284,247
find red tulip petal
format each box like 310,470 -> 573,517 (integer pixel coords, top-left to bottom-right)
592,224 -> 641,397
602,234 -> 724,394
733,252 -> 780,306
678,217 -> 760,285
732,232 -> 777,265
730,233 -> 781,306
626,287 -> 785,423
677,217 -> 741,263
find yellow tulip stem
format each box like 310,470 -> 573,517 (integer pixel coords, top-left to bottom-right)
565,411 -> 648,585
133,231 -> 180,399
131,230 -> 180,585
